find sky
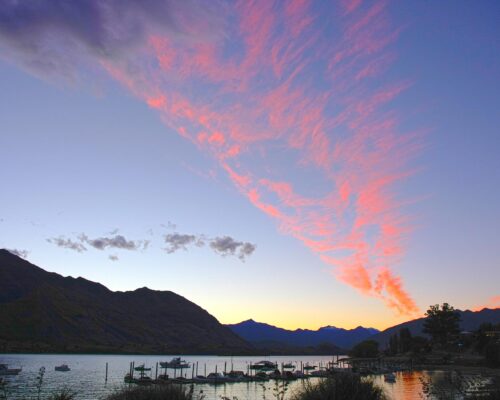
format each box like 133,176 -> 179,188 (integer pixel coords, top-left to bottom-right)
0,0 -> 499,331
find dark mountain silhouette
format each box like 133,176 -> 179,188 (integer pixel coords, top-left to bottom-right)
0,249 -> 251,354
370,308 -> 500,347
227,319 -> 379,350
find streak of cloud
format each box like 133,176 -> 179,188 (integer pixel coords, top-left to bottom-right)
2,0 -> 422,314
109,254 -> 119,262
79,234 -> 146,251
47,237 -> 87,253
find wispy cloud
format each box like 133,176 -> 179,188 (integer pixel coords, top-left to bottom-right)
48,233 -> 148,253
108,254 -> 119,262
3,1 -> 422,314
0,0 -> 224,80
47,237 -> 87,253
7,248 -> 29,259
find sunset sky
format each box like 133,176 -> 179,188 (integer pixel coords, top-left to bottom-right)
1,0 -> 499,331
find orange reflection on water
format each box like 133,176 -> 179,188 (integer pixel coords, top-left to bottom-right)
374,371 -> 426,400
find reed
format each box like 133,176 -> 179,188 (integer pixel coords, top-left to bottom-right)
105,384 -> 204,400
290,373 -> 386,400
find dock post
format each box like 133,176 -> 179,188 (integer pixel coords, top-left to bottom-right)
105,362 -> 108,382
204,364 -> 206,377
155,362 -> 158,380
132,362 -> 135,379
224,361 -> 227,374
196,361 -> 199,376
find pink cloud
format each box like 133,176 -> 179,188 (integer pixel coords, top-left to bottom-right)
96,1 -> 421,315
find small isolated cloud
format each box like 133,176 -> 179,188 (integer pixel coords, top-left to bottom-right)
161,221 -> 177,230
164,233 -> 205,253
8,248 -> 29,258
47,237 -> 87,253
109,254 -> 119,262
209,236 -> 256,261
163,231 -> 256,261
79,234 -> 146,251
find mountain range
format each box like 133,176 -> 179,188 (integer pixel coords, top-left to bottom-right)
0,249 -> 250,354
370,308 -> 500,347
2,249 -> 499,354
226,319 -> 379,350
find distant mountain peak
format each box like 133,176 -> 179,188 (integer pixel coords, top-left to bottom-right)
228,320 -> 381,350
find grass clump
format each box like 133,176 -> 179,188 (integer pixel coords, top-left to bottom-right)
291,373 -> 385,400
106,384 -> 204,400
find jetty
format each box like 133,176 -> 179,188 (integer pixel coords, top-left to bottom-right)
122,359 -> 341,386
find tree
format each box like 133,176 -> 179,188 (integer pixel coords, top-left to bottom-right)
350,340 -> 379,358
423,303 -> 461,347
399,327 -> 413,353
388,333 -> 399,355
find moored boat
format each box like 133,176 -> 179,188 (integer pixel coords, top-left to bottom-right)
0,364 -> 22,376
160,357 -> 190,369
134,364 -> 152,372
384,373 -> 396,383
192,375 -> 210,383
249,360 -> 276,371
55,364 -> 70,372
206,372 -> 228,384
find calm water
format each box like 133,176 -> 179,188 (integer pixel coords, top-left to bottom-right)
0,354 -> 428,399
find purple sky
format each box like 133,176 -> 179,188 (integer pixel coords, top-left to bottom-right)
0,0 -> 499,329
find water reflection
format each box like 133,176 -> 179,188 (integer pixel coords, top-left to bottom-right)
0,354 -> 460,400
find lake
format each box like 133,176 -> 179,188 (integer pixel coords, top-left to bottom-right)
0,354 -> 429,399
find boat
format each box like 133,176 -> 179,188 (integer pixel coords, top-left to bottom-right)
282,363 -> 295,369
124,373 -> 134,383
249,360 -> 277,371
134,364 -> 152,372
160,357 -> 190,369
268,369 -> 282,379
252,372 -> 270,381
206,372 -> 228,384
135,375 -> 153,386
0,364 -> 22,376
281,371 -> 297,381
192,375 -> 210,384
293,371 -> 307,379
303,364 -> 317,371
310,369 -> 329,377
170,376 -> 193,384
224,370 -> 248,382
124,372 -> 153,385
55,364 -> 70,372
384,373 -> 396,383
